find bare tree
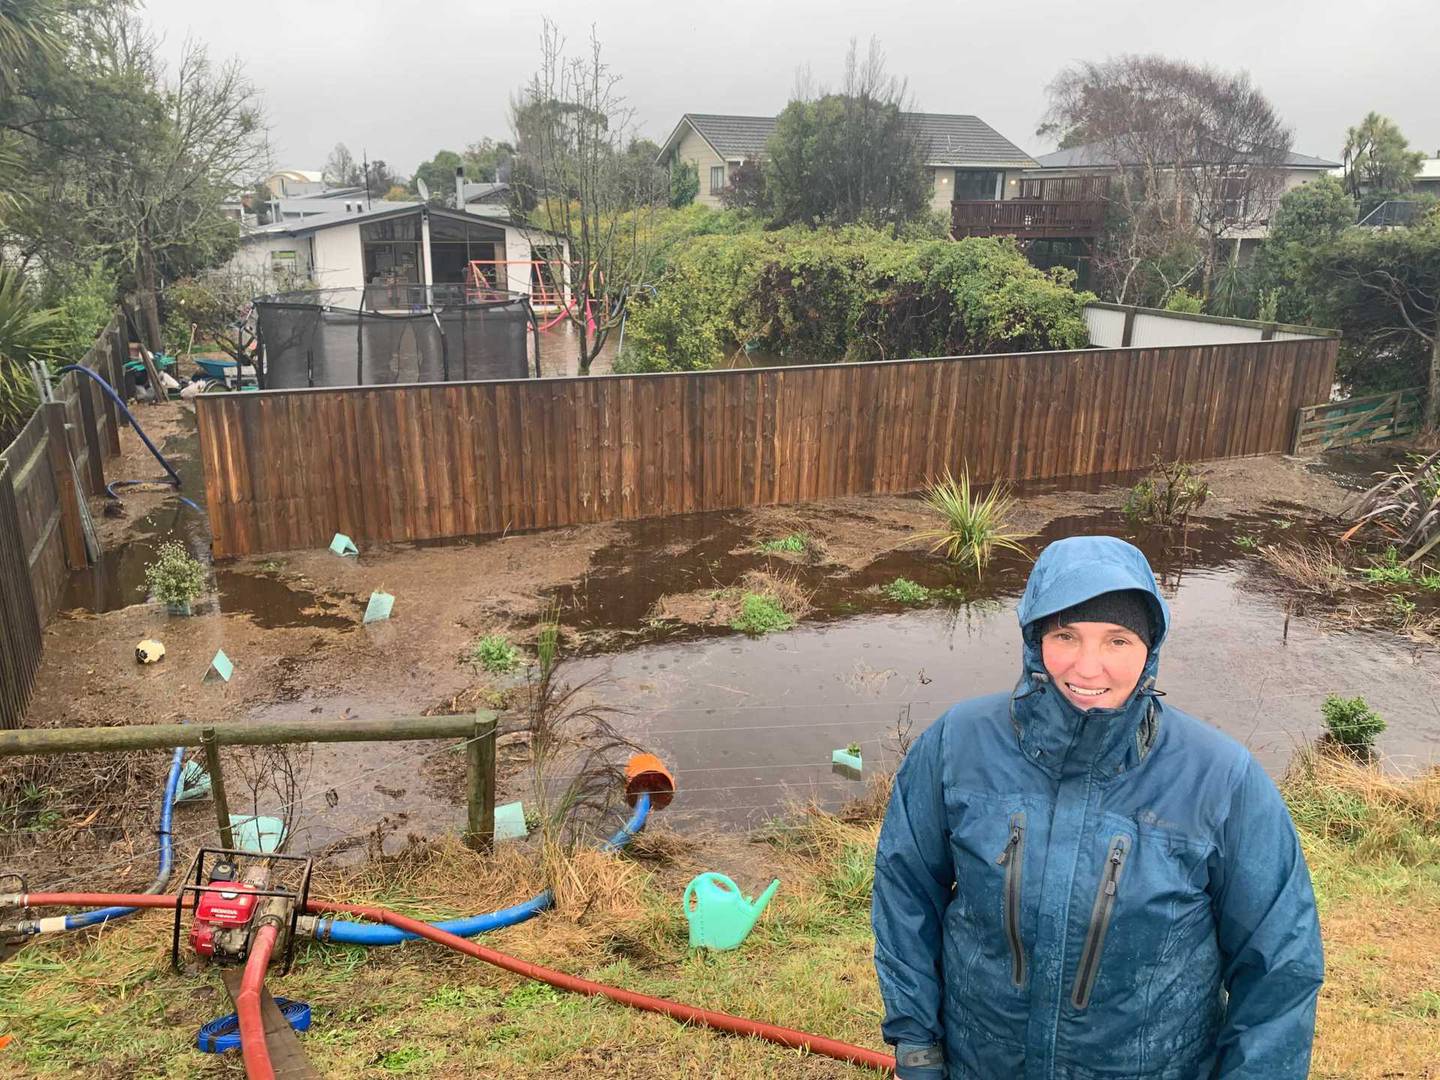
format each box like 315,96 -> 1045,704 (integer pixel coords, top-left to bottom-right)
512,21 -> 664,375
323,142 -> 363,187
1044,56 -> 1292,301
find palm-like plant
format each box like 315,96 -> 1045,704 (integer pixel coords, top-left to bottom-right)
0,265 -> 59,443
1342,449 -> 1440,564
0,0 -> 63,98
915,468 -> 1030,575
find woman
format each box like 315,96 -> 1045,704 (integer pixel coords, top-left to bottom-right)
872,535 -> 1323,1079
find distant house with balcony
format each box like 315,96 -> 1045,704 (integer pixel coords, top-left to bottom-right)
654,111 -> 1040,218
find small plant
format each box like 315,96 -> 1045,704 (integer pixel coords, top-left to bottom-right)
1122,458 -> 1210,528
1320,694 -> 1386,754
883,577 -> 931,604
143,541 -> 206,610
1233,535 -> 1260,552
1258,542 -> 1348,596
1162,287 -> 1204,314
915,469 -> 1028,575
730,593 -> 794,635
1418,571 -> 1440,592
1387,593 -> 1417,620
1360,547 -> 1415,585
758,533 -> 807,554
467,633 -> 522,674
845,741 -> 862,757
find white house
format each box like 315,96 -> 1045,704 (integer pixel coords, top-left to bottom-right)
230,202 -> 568,305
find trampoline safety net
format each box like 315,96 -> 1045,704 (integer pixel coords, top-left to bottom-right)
255,286 -> 534,388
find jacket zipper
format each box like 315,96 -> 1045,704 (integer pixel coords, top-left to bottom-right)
995,812 -> 1027,986
1071,835 -> 1129,1009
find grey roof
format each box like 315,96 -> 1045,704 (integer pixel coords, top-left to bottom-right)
461,181 -> 510,203
1034,139 -> 1339,170
241,202 -> 562,242
661,111 -> 1037,167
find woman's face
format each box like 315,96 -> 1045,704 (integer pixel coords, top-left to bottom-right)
1040,621 -> 1148,711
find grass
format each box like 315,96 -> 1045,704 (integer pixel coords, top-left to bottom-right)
882,577 -> 930,604
1233,534 -> 1260,552
1359,547 -> 1414,585
1258,541 -> 1349,596
730,593 -> 794,635
757,533 -> 808,555
914,468 -> 1028,574
3,761 -> 1435,1078
465,633 -> 523,674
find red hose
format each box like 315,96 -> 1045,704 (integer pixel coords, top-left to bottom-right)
236,922 -> 279,1080
307,899 -> 896,1073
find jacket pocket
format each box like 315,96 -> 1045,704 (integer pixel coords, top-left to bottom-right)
995,812 -> 1027,987
1070,834 -> 1129,1009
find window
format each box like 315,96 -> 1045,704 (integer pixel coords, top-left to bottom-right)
953,170 -> 1002,201
710,165 -> 726,193
1220,167 -> 1249,223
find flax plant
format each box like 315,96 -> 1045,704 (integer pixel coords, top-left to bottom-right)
914,469 -> 1029,575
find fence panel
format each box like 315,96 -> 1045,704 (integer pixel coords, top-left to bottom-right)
0,462 -> 44,730
1292,387 -> 1423,454
197,337 -> 1339,559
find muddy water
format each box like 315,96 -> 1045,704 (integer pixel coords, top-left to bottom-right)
551,511 -> 1440,829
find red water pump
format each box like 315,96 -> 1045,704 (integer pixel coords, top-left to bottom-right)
171,848 -> 312,973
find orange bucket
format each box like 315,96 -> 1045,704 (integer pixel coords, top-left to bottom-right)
624,753 -> 675,811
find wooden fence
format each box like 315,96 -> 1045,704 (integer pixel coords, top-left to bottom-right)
197,337 -> 1337,559
1292,386 -> 1423,454
0,311 -> 130,729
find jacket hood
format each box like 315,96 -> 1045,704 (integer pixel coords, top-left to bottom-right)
1012,536 -> 1171,777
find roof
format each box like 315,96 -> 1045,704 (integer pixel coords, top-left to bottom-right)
1034,139 -> 1339,170
657,111 -> 1037,168
241,202 -> 563,241
268,168 -> 324,183
461,181 -> 510,203
1418,157 -> 1440,181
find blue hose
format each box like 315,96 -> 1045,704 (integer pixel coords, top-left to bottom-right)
197,998 -> 311,1053
312,794 -> 652,947
53,365 -> 201,512
62,747 -> 185,930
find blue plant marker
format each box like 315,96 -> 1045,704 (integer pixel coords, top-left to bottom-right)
329,533 -> 358,557
177,760 -> 212,802
205,649 -> 233,682
363,591 -> 394,624
229,814 -> 286,853
832,747 -> 863,772
494,801 -> 528,841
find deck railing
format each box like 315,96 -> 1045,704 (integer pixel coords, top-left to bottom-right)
951,199 -> 1106,239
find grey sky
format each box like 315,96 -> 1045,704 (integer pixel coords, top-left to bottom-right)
143,0 -> 1439,175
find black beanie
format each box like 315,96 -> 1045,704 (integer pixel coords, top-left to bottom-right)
1041,589 -> 1153,647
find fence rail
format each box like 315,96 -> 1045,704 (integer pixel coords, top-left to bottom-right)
0,309 -> 130,729
197,337 -> 1337,559
1292,386 -> 1423,454
951,198 -> 1106,239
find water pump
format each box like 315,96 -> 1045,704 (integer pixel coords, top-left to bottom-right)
172,848 -> 312,973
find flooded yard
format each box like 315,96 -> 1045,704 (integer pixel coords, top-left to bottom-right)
6,400 -> 1437,876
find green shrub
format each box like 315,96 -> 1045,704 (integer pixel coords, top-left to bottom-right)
915,469 -> 1028,574
143,541 -> 206,606
623,228 -> 1093,371
730,593 -> 794,635
1233,534 -> 1260,551
1122,459 -> 1211,527
758,534 -> 807,554
1321,694 -> 1386,753
466,633 -> 522,674
1163,287 -> 1204,313
883,577 -> 931,603
45,259 -> 116,363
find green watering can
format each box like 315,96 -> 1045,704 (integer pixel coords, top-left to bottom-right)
682,872 -> 780,951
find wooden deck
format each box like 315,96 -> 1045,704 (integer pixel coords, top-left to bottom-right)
951,198 -> 1106,240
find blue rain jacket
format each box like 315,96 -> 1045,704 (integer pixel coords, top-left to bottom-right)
873,536 -> 1323,1079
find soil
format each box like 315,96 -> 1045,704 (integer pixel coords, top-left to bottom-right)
6,398 -> 1433,886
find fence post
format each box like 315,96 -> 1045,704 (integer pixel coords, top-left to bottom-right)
98,333 -> 123,456
465,712 -> 497,852
43,402 -> 87,570
201,727 -> 236,849
1121,306 -> 1137,348
75,373 -> 106,496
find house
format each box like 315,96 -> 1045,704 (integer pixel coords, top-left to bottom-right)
654,111 -> 1039,215
1027,140 -> 1341,244
1414,156 -> 1440,198
229,201 -> 567,306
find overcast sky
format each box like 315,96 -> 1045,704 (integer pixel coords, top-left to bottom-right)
141,0 -> 1440,176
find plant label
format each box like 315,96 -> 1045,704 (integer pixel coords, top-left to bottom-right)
205,650 -> 233,683
363,590 -> 394,624
494,801 -> 528,841
329,533 -> 358,557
